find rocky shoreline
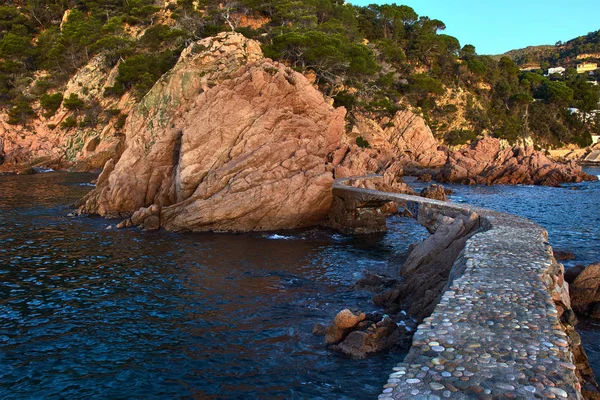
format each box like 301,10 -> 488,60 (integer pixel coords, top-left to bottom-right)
327,176 -> 600,399
1,32 -> 596,235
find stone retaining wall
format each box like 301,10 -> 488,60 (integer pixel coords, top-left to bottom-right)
331,177 -> 584,399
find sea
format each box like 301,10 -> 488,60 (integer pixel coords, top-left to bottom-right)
0,166 -> 598,398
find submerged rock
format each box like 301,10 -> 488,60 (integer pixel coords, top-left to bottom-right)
77,32 -> 345,232
435,137 -> 597,186
554,249 -> 576,261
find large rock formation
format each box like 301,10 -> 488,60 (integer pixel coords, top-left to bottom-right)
351,111 -> 447,168
435,137 -> 597,186
77,32 -> 346,232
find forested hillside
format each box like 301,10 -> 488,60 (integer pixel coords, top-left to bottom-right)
504,30 -> 600,69
1,0 -> 599,149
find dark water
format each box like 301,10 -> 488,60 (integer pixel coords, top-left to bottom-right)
443,166 -> 600,378
0,172 -> 428,399
2,169 -> 599,398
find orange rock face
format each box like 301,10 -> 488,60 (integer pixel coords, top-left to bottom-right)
435,137 -> 597,186
0,52 -> 133,173
332,109 -> 448,192
78,32 -> 346,232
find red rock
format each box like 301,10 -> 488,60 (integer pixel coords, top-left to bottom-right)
420,184 -> 448,201
570,263 -> 600,318
435,138 -> 597,186
77,33 -> 346,232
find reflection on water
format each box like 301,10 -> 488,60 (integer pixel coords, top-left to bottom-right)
0,172 -> 428,399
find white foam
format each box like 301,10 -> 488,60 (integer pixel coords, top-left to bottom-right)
266,234 -> 294,240
33,167 -> 54,173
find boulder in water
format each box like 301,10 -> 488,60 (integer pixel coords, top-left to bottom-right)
420,184 -> 448,201
324,309 -> 366,344
435,137 -> 597,186
569,263 -> 600,319
554,249 -> 576,261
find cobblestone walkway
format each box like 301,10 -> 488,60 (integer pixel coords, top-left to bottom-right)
333,178 -> 582,400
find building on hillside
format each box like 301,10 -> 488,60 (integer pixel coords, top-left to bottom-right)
592,135 -> 600,145
519,64 -> 541,72
546,67 -> 566,76
577,62 -> 598,73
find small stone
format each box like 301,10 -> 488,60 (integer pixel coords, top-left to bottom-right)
548,388 -> 568,398
430,382 -> 445,391
470,385 -> 484,394
495,383 -> 515,391
560,362 -> 576,371
406,378 -> 421,384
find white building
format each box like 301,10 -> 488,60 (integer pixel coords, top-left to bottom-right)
547,67 -> 566,75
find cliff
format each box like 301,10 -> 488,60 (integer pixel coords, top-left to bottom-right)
0,53 -> 136,173
77,32 -> 345,232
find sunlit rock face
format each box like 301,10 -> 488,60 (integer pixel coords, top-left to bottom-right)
78,32 -> 346,232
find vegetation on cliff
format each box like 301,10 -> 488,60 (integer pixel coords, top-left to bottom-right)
1,0 -> 598,149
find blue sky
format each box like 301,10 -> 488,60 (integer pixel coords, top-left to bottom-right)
348,1 -> 600,55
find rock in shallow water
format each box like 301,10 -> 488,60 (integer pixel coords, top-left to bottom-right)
420,184 -> 448,201
435,137 -> 597,186
318,309 -> 411,359
569,263 -> 600,319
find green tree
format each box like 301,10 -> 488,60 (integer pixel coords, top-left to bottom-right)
7,96 -> 36,125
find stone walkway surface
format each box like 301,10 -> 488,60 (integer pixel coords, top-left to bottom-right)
333,178 -> 582,400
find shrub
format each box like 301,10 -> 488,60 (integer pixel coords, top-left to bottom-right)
63,93 -> 85,111
40,92 -> 63,118
356,136 -> 370,148
114,113 -> 127,130
61,116 -> 78,130
444,129 -> 477,146
107,50 -> 180,99
7,97 -> 35,125
333,91 -> 357,111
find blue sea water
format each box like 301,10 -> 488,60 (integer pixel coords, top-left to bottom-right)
0,168 -> 598,398
0,172 -> 427,399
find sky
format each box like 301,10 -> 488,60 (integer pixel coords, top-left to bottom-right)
348,0 -> 600,55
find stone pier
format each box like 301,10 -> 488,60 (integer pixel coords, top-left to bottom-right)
330,176 -> 589,399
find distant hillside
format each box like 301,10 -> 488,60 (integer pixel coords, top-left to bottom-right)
495,45 -> 555,65
499,30 -> 600,68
